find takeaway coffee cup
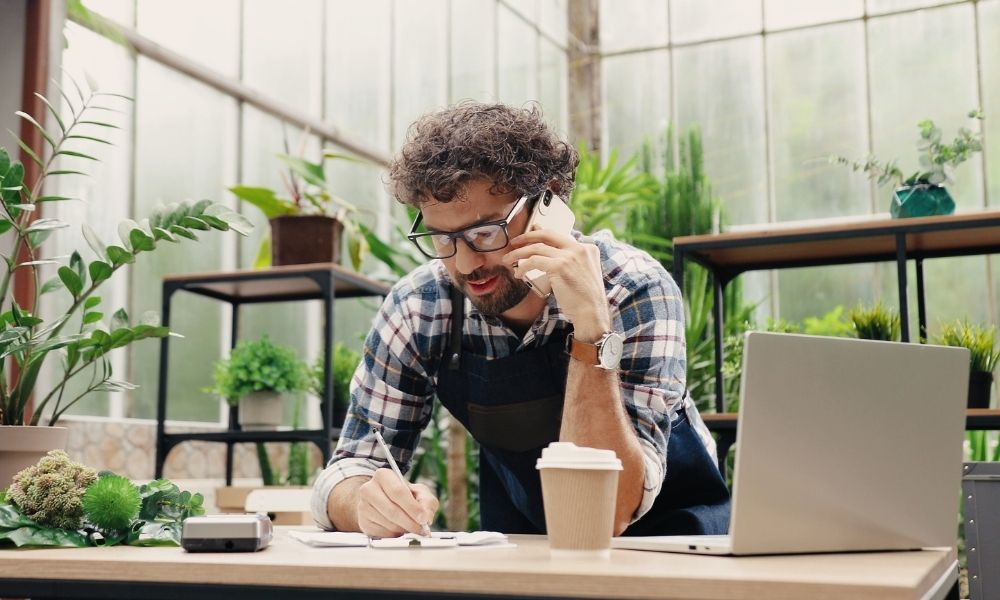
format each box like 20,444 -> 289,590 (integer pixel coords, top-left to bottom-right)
536,442 -> 623,557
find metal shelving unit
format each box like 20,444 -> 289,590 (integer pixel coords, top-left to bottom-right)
153,263 -> 390,484
672,210 -> 1000,472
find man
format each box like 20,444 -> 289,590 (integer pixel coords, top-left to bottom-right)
310,102 -> 730,537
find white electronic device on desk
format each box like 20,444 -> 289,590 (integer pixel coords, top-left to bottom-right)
613,332 -> 969,556
181,513 -> 273,552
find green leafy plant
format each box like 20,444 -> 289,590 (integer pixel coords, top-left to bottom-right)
570,146 -> 655,238
81,473 -> 140,531
848,301 -> 900,342
255,396 -> 311,486
6,450 -> 96,529
631,126 -> 756,413
0,81 -> 250,426
1,451 -> 204,547
832,109 -> 984,187
229,142 -> 372,269
311,342 -> 361,403
934,320 -> 1000,374
208,335 -> 312,405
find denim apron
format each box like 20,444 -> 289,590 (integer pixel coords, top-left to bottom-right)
435,286 -> 731,535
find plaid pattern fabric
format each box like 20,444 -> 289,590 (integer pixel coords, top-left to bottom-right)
311,230 -> 716,529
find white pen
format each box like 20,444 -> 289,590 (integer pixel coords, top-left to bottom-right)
372,426 -> 432,537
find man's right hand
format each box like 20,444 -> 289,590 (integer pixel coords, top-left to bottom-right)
350,469 -> 438,537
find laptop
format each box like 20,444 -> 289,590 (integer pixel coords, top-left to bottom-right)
612,331 -> 969,555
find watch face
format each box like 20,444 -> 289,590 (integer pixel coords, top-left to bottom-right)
598,333 -> 625,369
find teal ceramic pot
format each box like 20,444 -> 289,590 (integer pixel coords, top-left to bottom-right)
890,183 -> 955,219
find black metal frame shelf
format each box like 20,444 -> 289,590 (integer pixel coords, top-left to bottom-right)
672,210 -> 1000,472
674,210 -> 1000,415
153,263 -> 390,484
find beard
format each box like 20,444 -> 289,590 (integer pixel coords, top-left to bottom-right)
456,266 -> 532,316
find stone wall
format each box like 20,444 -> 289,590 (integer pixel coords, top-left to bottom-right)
60,416 -> 324,483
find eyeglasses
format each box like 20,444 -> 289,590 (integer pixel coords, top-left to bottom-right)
407,192 -> 534,259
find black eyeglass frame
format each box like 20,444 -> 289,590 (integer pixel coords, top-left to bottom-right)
406,191 -> 537,259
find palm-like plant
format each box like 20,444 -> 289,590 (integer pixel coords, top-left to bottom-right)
0,80 -> 250,426
629,127 -> 754,413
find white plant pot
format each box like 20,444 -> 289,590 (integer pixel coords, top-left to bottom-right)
0,426 -> 70,489
238,391 -> 284,430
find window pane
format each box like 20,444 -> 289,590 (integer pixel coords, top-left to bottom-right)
978,0 -> 999,208
539,39 -> 568,135
130,59 -> 239,422
600,0 -> 668,53
540,0 -> 568,47
764,0 -> 863,30
451,0 -> 496,101
136,0 -> 239,77
498,5 -> 539,106
866,0 -> 953,16
777,264 -> 881,324
243,0 -> 322,115
504,0 -> 537,22
81,0 -> 133,22
670,0 -> 763,45
601,50 -> 670,162
766,22 -> 871,221
392,0 -> 448,148
326,0 -> 391,152
674,36 -> 768,226
868,4 -> 983,211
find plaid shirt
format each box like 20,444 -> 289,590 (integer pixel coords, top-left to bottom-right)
310,230 -> 716,529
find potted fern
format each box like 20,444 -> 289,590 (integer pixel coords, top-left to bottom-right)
0,81 -> 250,488
208,336 -> 312,430
934,320 -> 1000,409
832,109 -> 983,218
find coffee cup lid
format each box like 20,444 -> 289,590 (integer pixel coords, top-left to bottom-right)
535,442 -> 623,471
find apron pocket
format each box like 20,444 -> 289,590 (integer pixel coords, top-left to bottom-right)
467,395 -> 563,453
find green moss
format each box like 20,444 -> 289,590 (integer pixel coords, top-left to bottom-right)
82,474 -> 141,531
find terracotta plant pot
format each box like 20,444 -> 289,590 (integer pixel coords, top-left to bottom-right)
269,215 -> 343,266
0,426 -> 69,489
968,371 -> 994,409
238,391 -> 284,430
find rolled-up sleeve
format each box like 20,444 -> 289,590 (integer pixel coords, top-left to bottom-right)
612,272 -> 688,522
310,290 -> 435,530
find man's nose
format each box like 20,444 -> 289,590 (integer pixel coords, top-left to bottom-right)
454,240 -> 485,275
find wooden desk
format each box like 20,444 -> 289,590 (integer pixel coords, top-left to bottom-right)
0,528 -> 959,600
673,210 -> 1000,413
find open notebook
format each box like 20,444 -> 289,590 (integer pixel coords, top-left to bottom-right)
289,530 -> 510,549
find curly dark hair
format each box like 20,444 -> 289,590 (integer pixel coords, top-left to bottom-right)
387,102 -> 579,206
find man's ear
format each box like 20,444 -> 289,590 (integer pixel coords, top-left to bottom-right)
548,179 -> 562,195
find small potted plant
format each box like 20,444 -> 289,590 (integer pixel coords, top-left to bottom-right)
229,141 -> 371,268
311,342 -> 362,408
848,301 -> 900,342
209,336 -> 312,430
934,320 -> 1000,409
832,109 -> 984,218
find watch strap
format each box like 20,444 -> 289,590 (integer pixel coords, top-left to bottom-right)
566,333 -> 600,366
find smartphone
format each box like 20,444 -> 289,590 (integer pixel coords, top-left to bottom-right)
520,190 -> 576,298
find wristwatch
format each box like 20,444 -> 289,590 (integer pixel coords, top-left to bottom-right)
566,331 -> 625,370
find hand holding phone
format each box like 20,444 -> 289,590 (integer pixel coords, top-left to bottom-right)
520,190 -> 576,298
